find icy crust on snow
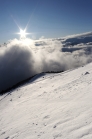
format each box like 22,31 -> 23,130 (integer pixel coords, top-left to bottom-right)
0,63 -> 92,139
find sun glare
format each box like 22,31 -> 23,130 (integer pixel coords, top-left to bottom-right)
18,29 -> 29,39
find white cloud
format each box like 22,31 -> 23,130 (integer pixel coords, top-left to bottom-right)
0,32 -> 92,92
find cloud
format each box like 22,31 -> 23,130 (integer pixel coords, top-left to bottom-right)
0,32 -> 92,92
62,31 -> 92,44
39,36 -> 45,40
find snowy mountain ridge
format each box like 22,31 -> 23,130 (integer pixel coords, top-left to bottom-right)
0,62 -> 92,139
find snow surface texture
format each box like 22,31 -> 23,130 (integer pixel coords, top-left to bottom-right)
0,32 -> 92,92
0,62 -> 92,139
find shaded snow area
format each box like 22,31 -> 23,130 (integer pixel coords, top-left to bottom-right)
0,62 -> 92,139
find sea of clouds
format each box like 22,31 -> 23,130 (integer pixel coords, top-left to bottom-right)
0,32 -> 92,92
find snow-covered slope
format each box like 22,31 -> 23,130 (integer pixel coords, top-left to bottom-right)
0,63 -> 92,139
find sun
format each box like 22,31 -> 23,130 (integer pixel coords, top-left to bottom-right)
18,29 -> 29,39
19,29 -> 26,38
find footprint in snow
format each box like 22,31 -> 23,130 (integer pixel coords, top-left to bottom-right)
53,133 -> 62,139
1,132 -> 5,135
53,125 -> 57,128
43,115 -> 50,119
44,91 -> 47,94
5,137 -> 9,139
85,72 -> 90,75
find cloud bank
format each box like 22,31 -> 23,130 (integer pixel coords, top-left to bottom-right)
0,32 -> 92,92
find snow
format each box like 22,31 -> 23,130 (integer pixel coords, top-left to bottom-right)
0,63 -> 92,139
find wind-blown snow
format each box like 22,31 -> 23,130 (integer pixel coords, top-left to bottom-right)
0,32 -> 92,92
0,62 -> 92,139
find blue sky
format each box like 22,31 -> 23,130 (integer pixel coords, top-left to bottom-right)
0,0 -> 92,43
